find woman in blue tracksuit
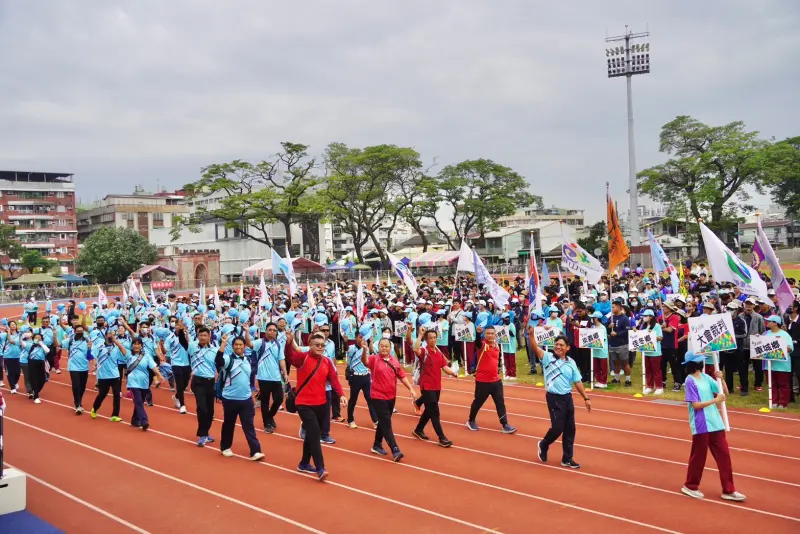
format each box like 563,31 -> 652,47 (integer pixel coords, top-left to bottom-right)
1,321 -> 22,394
90,331 -> 126,422
64,324 -> 92,414
21,331 -> 50,403
118,337 -> 164,430
216,333 -> 264,461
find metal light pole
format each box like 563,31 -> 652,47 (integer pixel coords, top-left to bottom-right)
606,26 -> 650,248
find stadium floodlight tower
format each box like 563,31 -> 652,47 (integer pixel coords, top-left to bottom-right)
605,25 -> 650,248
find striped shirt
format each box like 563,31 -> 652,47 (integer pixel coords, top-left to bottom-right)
542,351 -> 582,395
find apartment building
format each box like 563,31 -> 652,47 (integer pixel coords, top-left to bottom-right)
497,206 -> 585,230
77,186 -> 187,242
0,170 -> 78,273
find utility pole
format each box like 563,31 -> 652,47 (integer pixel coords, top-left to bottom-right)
605,25 -> 650,249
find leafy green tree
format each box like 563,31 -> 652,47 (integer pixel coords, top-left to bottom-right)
638,116 -> 771,250
577,221 -> 608,260
0,224 -> 24,261
173,142 -> 325,252
20,250 -> 58,274
323,143 -> 425,264
432,159 -> 540,250
397,176 -> 439,252
77,227 -> 157,283
762,135 -> 800,218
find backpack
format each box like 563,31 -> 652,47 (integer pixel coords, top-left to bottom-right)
214,356 -> 236,402
412,347 -> 429,386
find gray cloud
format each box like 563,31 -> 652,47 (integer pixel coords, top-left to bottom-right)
1,0 -> 798,219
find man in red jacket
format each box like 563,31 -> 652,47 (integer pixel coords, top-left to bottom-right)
411,327 -> 457,447
284,332 -> 347,482
465,326 -> 517,434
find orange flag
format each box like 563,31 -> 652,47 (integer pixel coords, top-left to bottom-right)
607,193 -> 629,273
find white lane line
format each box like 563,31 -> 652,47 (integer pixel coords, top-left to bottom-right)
44,385 -> 798,529
3,462 -> 151,534
7,399 -> 494,532
3,417 -> 327,534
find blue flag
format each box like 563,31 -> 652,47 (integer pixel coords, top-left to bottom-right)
541,261 -> 550,287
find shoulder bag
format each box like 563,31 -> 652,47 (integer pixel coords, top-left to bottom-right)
285,356 -> 322,414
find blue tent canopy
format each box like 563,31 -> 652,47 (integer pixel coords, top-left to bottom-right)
326,264 -> 349,271
58,274 -> 89,284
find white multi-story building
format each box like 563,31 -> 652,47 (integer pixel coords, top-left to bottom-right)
331,220 -> 443,259
497,206 -> 585,230
150,189 -> 326,282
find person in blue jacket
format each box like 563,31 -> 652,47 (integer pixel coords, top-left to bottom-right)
119,337 -> 165,431
90,331 -> 126,422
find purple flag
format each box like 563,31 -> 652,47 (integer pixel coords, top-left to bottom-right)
756,220 -> 794,314
751,238 -> 765,270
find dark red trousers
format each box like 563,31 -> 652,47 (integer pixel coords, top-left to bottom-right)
593,358 -> 608,385
503,353 -> 516,378
684,430 -> 736,494
645,356 -> 662,389
772,370 -> 792,407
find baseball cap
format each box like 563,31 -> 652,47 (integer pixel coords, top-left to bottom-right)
765,314 -> 782,326
682,351 -> 705,364
702,301 -> 715,309
642,309 -> 655,317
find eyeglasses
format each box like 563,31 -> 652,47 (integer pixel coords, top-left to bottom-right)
320,329 -> 330,333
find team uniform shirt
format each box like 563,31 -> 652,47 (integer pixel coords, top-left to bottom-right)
684,373 -> 726,435
0,333 -> 21,359
542,351 -> 582,395
189,343 -> 219,379
415,345 -> 448,391
641,324 -> 663,357
367,354 -> 406,401
340,315 -> 356,341
500,323 -> 517,354
296,340 -> 336,391
283,345 -> 344,405
138,333 -> 158,360
346,344 -> 370,375
112,336 -> 132,365
476,311 -> 490,333
126,352 -> 158,389
56,324 -> 72,348
157,328 -> 189,367
762,329 -> 794,373
545,316 -> 563,332
220,353 -> 252,400
64,336 -> 91,371
474,343 -> 501,383
95,343 -> 122,380
23,341 -> 49,362
38,326 -> 56,348
591,327 -> 609,359
436,320 -> 450,347
256,338 -> 285,382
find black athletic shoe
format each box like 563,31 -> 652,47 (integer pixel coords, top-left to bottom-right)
624,380 -> 632,387
412,430 -> 429,441
611,378 -> 620,385
438,438 -> 453,448
537,440 -> 548,462
561,459 -> 581,469
671,383 -> 682,392
142,423 -> 150,432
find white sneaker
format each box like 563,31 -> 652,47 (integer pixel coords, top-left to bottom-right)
250,452 -> 265,461
681,486 -> 704,499
643,388 -> 654,395
172,395 -> 181,409
221,449 -> 234,457
56,369 -> 62,374
654,388 -> 664,395
34,398 -> 42,404
179,406 -> 187,414
11,388 -> 17,394
721,491 -> 747,502
75,406 -> 84,415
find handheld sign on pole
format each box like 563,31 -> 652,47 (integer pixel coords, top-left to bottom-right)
749,334 -> 789,411
687,313 -> 736,429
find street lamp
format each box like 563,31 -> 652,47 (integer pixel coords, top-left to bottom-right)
605,25 -> 651,248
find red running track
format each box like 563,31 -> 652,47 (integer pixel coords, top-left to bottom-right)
3,358 -> 800,533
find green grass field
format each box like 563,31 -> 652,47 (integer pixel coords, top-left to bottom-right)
511,350 -> 799,413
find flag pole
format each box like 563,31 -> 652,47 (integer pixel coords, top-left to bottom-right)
767,360 -> 773,411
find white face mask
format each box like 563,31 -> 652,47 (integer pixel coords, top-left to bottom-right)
382,333 -> 391,339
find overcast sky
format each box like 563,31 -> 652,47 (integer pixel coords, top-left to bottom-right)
1,1 -> 798,225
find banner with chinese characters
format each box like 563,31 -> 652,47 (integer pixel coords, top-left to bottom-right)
534,326 -> 558,348
749,335 -> 790,361
393,322 -> 409,338
628,330 -> 656,352
688,313 -> 736,354
578,328 -> 606,350
454,323 -> 472,342
495,325 -> 511,344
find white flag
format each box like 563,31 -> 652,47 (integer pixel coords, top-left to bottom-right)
560,226 -> 603,285
97,285 -> 107,308
128,278 -> 139,301
199,282 -> 206,305
356,273 -> 365,320
307,279 -> 316,309
388,252 -> 418,297
456,240 -> 476,273
282,247 -> 298,296
150,286 -> 157,307
122,285 -> 129,303
699,222 -> 769,300
335,286 -> 346,316
213,285 -> 222,310
472,249 -> 510,308
259,272 -> 269,307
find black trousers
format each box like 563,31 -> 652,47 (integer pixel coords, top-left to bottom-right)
298,404 -> 327,470
257,379 -> 284,427
571,347 -> 591,381
4,359 -> 21,390
93,378 -> 121,417
415,389 -> 446,439
372,398 -> 398,451
468,380 -> 508,425
660,348 -> 683,386
221,398 -> 261,456
720,349 -> 746,393
45,344 -> 56,374
173,365 -> 191,407
541,392 -> 576,462
745,348 -> 764,387
28,360 -> 47,399
70,370 -> 89,408
330,389 -> 341,419
347,374 -> 377,424
191,376 -> 216,437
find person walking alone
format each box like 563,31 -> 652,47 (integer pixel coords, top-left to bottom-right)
527,329 -> 591,469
